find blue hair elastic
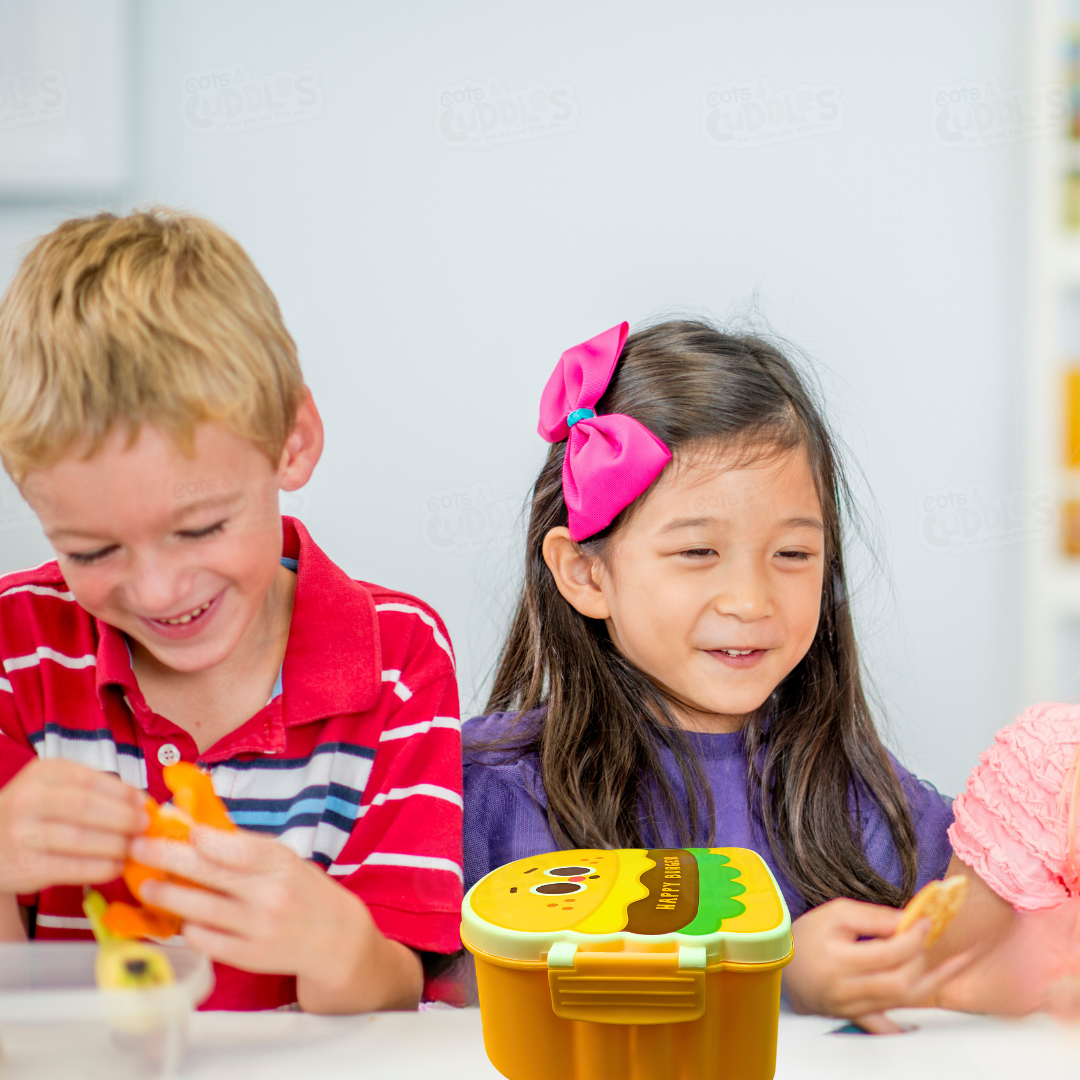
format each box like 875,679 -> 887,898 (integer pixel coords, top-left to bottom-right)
567,407 -> 596,428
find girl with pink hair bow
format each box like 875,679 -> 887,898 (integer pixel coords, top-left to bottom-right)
463,319 -> 966,1031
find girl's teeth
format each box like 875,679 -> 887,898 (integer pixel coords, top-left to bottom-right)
160,601 -> 211,626
722,649 -> 754,656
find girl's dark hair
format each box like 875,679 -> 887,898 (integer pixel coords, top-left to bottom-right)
486,319 -> 917,908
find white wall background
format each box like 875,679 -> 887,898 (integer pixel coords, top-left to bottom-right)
0,0 -> 1032,796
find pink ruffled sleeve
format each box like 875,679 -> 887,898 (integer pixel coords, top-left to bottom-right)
949,702 -> 1080,912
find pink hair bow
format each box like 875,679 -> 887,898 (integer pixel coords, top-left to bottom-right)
538,322 -> 672,541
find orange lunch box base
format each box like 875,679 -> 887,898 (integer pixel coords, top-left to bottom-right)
461,847 -> 794,1080
468,943 -> 790,1080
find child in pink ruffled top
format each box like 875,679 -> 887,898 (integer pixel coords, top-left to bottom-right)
932,702 -> 1080,1015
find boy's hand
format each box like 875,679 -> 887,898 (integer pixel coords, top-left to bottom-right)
784,898 -> 974,1034
0,759 -> 148,893
131,825 -> 424,1013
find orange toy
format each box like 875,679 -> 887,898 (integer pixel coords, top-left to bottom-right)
102,762 -> 236,941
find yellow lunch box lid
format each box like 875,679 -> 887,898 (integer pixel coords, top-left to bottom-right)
462,847 -> 792,966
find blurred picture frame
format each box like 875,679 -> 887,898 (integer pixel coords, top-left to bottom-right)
0,0 -> 131,200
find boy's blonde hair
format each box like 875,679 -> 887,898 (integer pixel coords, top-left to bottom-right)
0,208 -> 304,480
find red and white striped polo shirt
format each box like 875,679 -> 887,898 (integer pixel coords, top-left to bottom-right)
0,516 -> 463,1010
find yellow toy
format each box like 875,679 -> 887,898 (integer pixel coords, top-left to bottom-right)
462,847 -> 793,1080
84,888 -> 179,1038
103,761 -> 236,941
83,888 -> 175,991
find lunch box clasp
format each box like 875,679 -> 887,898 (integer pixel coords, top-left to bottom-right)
545,944 -> 707,1025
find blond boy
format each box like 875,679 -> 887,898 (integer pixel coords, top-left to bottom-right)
0,210 -> 463,1011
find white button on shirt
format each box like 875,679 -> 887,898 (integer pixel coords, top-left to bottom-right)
157,743 -> 181,766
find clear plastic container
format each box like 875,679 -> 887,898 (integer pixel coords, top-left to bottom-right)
0,941 -> 213,1078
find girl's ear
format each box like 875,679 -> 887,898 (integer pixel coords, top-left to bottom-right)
542,527 -> 611,620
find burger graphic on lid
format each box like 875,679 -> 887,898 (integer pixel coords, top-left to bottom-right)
468,847 -> 785,938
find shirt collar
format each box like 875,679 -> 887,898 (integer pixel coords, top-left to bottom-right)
93,516 -> 381,749
276,515 -> 380,723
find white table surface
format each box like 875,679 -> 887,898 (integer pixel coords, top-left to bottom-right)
4,1006 -> 1080,1078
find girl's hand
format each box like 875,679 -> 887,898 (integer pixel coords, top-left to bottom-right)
130,825 -> 423,1013
784,897 -> 973,1033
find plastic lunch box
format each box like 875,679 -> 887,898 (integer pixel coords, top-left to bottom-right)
462,847 -> 793,1080
0,941 -> 212,1078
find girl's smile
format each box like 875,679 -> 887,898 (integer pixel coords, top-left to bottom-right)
706,647 -> 768,668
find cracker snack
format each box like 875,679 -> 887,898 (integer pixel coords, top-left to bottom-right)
895,874 -> 968,945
